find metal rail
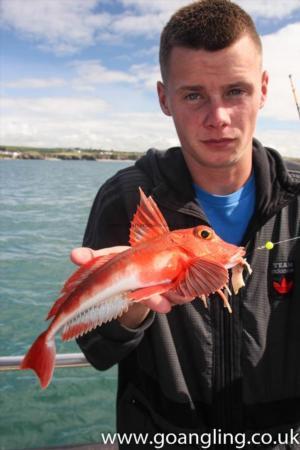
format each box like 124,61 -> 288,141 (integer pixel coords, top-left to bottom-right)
0,353 -> 90,372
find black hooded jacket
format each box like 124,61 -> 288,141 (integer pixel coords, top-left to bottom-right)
77,139 -> 300,448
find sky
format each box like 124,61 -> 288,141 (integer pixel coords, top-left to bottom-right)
0,0 -> 300,157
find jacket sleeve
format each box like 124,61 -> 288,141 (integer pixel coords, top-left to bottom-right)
76,175 -> 155,370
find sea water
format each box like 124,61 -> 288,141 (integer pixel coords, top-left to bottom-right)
0,159 -> 133,450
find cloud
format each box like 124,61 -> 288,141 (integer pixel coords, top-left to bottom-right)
120,0 -> 186,14
0,105 -> 178,151
0,0 -> 110,54
129,63 -> 161,89
2,0 -> 300,56
0,0 -> 167,53
0,0 -> 167,55
110,12 -> 166,37
1,60 -> 161,95
260,23 -> 300,121
256,128 -> 300,158
1,97 -> 108,119
237,0 -> 300,19
121,0 -> 300,19
70,60 -> 160,91
3,78 -> 66,89
71,60 -> 136,86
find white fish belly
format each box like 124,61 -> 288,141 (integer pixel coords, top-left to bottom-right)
61,294 -> 130,341
60,270 -> 142,340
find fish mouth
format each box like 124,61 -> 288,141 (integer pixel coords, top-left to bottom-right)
225,247 -> 246,269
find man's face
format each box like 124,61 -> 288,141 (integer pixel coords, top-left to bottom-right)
157,34 -> 268,170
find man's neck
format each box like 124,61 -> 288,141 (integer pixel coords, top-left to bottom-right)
184,154 -> 253,195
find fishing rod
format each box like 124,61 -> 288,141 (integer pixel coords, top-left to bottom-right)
289,74 -> 300,120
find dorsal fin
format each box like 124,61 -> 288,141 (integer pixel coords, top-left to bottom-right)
46,253 -> 117,320
129,188 -> 170,246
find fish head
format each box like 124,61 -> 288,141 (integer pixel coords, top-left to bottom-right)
175,225 -> 245,268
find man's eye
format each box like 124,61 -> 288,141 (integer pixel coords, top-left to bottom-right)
185,93 -> 202,101
227,88 -> 245,97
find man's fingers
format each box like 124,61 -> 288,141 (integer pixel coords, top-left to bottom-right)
163,291 -> 195,305
70,247 -> 95,266
142,294 -> 172,313
70,246 -> 130,266
140,290 -> 194,313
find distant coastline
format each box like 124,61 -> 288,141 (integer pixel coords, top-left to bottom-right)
0,145 -> 144,161
0,145 -> 299,164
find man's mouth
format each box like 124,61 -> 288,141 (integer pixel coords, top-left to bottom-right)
202,138 -> 236,147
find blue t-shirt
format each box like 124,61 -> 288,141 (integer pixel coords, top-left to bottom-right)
193,174 -> 256,245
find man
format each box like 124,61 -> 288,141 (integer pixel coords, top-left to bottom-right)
73,0 -> 300,447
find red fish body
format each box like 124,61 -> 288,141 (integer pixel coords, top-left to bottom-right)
20,188 -> 251,388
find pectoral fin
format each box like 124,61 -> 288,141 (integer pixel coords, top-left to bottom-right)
174,257 -> 228,299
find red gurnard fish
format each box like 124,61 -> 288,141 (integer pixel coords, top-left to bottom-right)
20,188 -> 251,388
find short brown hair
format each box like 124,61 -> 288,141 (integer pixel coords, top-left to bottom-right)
159,0 -> 262,81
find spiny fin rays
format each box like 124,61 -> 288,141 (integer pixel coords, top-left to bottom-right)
61,296 -> 129,341
129,188 -> 169,246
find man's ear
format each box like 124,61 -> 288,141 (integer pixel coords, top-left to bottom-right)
260,70 -> 269,109
157,81 -> 172,116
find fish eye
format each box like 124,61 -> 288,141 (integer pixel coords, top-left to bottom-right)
200,229 -> 212,239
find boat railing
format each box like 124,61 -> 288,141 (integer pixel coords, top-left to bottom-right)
0,352 -> 90,371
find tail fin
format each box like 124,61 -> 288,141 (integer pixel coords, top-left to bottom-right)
20,330 -> 56,389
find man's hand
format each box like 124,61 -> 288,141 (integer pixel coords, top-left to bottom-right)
70,247 -> 193,329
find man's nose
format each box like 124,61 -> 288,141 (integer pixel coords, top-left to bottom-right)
203,101 -> 231,128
